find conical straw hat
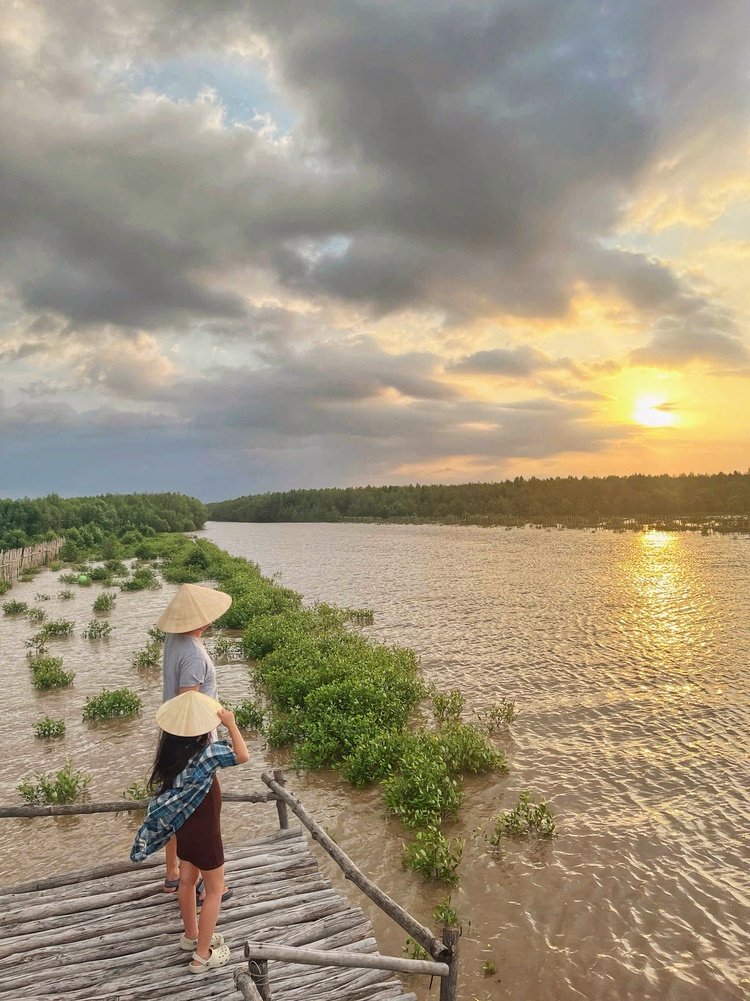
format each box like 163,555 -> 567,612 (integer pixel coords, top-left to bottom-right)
156,691 -> 223,737
156,583 -> 232,633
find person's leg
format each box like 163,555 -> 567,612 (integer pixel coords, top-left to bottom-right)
164,836 -> 180,891
177,860 -> 201,941
192,864 -> 224,964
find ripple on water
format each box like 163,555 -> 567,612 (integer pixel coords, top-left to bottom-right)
2,527 -> 749,1001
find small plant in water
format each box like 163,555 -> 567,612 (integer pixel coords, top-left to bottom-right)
402,826 -> 465,885
489,792 -> 556,842
432,689 -> 465,724
402,937 -> 429,961
123,777 -> 151,801
3,600 -> 28,615
26,607 -> 47,622
432,897 -> 460,927
40,618 -> 75,637
34,592 -> 51,602
33,716 -> 66,739
131,641 -> 162,669
57,590 -> 75,600
25,632 -> 50,656
29,656 -> 75,690
0,580 -> 12,596
83,688 -> 142,720
481,960 -> 496,976
479,698 -> 518,730
17,760 -> 91,804
81,619 -> 113,639
92,591 -> 117,613
147,626 -> 166,644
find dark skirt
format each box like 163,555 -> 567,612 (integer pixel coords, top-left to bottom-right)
176,775 -> 224,871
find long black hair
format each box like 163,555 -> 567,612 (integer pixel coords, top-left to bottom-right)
149,730 -> 210,795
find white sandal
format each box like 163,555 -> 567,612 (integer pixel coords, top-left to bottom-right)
189,943 -> 231,974
179,931 -> 224,952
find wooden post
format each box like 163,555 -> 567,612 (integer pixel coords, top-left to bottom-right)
246,955 -> 272,1001
439,927 -> 459,1001
234,970 -> 264,1001
273,769 -> 289,829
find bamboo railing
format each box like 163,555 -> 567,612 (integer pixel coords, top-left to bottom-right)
0,770 -> 460,1001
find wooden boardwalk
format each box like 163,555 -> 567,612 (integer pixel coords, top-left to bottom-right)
0,827 -> 419,1001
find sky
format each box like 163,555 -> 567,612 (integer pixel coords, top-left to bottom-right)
1,0 -> 749,502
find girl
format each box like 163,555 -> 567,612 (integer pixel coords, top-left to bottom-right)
131,690 -> 249,974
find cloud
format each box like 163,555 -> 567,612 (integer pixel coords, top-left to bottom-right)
0,0 -> 748,496
450,345 -> 582,378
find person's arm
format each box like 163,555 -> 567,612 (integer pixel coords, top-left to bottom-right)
216,708 -> 250,764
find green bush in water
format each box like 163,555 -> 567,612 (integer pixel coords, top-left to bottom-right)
18,760 -> 90,804
30,656 -> 75,690
3,600 -> 28,615
33,716 -> 66,739
83,688 -> 142,720
402,826 -> 465,885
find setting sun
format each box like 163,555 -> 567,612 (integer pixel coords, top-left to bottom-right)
633,396 -> 679,428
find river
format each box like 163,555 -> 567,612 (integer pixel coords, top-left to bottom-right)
2,522 -> 748,1000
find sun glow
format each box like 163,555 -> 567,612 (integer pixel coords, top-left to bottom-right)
633,396 -> 678,428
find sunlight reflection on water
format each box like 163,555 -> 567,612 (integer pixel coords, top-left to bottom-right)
2,525 -> 748,1001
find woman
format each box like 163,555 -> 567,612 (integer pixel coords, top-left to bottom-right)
156,583 -> 233,899
131,690 -> 249,974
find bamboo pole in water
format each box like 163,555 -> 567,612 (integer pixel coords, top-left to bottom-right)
260,770 -> 450,962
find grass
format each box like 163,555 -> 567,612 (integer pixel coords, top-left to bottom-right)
81,619 -> 113,639
92,592 -> 117,613
17,760 -> 90,804
33,716 -> 66,739
489,792 -> 556,841
0,580 -> 12,595
83,688 -> 142,720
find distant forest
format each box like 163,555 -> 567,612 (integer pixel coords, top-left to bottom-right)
207,472 -> 750,525
0,493 -> 207,553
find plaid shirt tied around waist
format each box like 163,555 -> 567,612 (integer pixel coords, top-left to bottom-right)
130,741 -> 237,862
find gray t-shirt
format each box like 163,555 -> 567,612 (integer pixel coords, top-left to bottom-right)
162,633 -> 218,701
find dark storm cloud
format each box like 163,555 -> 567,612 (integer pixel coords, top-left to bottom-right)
3,0 -> 748,330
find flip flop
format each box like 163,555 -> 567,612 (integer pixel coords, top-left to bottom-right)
163,877 -> 180,893
195,879 -> 233,905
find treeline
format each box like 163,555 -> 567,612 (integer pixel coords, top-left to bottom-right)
0,493 -> 207,556
208,472 -> 750,524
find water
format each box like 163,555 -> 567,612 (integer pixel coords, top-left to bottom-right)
2,524 -> 748,1000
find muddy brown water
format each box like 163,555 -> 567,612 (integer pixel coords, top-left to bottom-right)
2,523 -> 748,1000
